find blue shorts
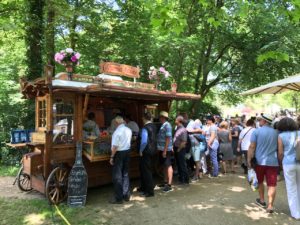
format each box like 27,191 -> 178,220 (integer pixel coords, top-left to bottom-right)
191,145 -> 201,162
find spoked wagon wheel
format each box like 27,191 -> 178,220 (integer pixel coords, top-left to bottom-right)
17,166 -> 33,192
46,167 -> 69,205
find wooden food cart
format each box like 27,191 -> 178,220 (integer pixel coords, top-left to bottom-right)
16,62 -> 200,204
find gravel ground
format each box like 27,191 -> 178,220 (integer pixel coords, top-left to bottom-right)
0,169 -> 298,225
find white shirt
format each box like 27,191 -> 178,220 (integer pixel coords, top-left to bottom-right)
239,127 -> 255,151
126,121 -> 139,133
111,124 -> 132,151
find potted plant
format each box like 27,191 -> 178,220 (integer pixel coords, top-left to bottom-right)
54,48 -> 81,81
148,66 -> 171,90
171,81 -> 177,92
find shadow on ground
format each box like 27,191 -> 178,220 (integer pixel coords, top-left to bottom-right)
0,169 -> 297,225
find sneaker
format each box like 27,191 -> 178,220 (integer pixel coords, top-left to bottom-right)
163,185 -> 173,193
191,177 -> 199,183
256,198 -> 267,208
158,183 -> 167,188
208,174 -> 218,179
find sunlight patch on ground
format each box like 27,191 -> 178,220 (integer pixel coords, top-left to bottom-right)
228,186 -> 246,192
114,203 -> 134,212
186,204 -> 214,210
224,206 -> 239,213
243,204 -> 270,220
23,213 -> 45,225
130,196 -> 146,202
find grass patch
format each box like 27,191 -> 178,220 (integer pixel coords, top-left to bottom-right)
0,165 -> 19,177
0,197 -> 83,225
0,197 -> 112,225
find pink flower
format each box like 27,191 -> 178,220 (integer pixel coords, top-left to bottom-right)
71,56 -> 77,62
164,71 -> 171,78
54,53 -> 64,62
159,67 -> 166,73
75,52 -> 81,59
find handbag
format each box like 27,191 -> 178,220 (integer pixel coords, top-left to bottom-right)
293,131 -> 300,161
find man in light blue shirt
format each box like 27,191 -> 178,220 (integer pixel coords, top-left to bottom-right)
157,111 -> 173,192
248,114 -> 278,213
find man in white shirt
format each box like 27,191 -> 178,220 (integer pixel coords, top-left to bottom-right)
109,116 -> 132,204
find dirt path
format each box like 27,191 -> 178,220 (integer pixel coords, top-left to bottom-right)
0,176 -> 44,200
0,170 -> 298,225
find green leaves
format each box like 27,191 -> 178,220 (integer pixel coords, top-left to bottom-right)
207,17 -> 221,28
257,51 -> 290,64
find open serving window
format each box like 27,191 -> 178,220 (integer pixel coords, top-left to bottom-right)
52,96 -> 74,145
82,96 -> 143,162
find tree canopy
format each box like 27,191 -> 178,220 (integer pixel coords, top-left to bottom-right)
0,0 -> 300,139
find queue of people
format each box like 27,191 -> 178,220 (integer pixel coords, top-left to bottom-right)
107,111 -> 300,221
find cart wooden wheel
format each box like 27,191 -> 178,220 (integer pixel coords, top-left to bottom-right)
17,166 -> 33,192
45,167 -> 69,205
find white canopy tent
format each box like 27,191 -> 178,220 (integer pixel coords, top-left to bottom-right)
242,74 -> 300,95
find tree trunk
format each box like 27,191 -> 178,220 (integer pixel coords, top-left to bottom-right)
25,0 -> 45,80
45,0 -> 55,74
70,0 -> 79,50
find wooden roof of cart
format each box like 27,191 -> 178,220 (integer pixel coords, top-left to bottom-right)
20,63 -> 201,101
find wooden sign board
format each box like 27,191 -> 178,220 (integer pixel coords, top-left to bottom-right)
67,142 -> 88,207
99,62 -> 140,79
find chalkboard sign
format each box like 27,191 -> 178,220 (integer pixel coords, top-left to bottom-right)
67,142 -> 88,207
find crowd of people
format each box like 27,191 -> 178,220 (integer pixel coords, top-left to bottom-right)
107,111 -> 300,221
